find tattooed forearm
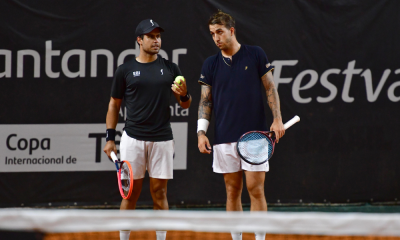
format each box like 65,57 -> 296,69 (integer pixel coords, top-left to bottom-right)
198,85 -> 213,120
197,130 -> 206,137
262,73 -> 282,120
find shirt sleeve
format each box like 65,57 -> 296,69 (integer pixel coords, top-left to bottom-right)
198,57 -> 213,87
172,63 -> 183,81
255,46 -> 273,78
110,65 -> 126,99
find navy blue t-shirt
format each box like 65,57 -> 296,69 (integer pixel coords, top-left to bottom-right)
198,45 -> 274,145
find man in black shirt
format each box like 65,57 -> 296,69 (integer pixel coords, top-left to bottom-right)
103,19 -> 191,240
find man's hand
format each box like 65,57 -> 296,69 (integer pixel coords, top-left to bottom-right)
270,119 -> 285,143
171,77 -> 188,96
103,141 -> 118,161
198,132 -> 211,154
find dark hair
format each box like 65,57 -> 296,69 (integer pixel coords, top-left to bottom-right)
208,10 -> 236,34
137,34 -> 144,45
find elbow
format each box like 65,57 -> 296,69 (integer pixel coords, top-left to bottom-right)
108,103 -> 120,113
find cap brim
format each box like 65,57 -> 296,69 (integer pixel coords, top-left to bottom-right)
142,26 -> 164,34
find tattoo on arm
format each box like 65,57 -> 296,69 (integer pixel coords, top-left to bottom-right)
197,85 -> 212,137
262,74 -> 282,120
197,130 -> 206,137
198,85 -> 213,120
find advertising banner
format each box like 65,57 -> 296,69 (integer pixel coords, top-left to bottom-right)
0,0 -> 399,206
0,123 -> 187,172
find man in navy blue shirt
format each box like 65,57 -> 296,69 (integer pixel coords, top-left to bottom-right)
197,10 -> 285,240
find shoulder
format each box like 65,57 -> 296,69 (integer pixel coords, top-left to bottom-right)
159,56 -> 174,66
116,58 -> 137,72
205,53 -> 219,64
158,56 -> 179,70
243,45 -> 268,64
243,45 -> 265,55
202,53 -> 219,69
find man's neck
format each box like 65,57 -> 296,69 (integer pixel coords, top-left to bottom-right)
221,41 -> 241,58
136,50 -> 158,63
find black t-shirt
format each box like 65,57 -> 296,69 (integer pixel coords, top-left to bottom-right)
111,55 -> 182,141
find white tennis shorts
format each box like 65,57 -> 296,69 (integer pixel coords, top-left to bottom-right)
213,142 -> 269,173
119,131 -> 174,179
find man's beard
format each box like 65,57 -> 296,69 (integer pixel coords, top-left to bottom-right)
217,37 -> 232,50
143,44 -> 160,55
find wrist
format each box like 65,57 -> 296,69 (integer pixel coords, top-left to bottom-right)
180,92 -> 190,102
197,119 -> 209,134
106,129 -> 116,141
197,130 -> 206,137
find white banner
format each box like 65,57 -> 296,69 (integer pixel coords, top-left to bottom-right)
0,123 -> 187,172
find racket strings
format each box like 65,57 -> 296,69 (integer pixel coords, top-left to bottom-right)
121,164 -> 131,193
237,132 -> 273,164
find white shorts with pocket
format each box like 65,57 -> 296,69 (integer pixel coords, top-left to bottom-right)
119,131 -> 174,179
213,142 -> 269,173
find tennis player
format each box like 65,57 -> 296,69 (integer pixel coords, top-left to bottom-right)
197,10 -> 285,240
103,19 -> 191,240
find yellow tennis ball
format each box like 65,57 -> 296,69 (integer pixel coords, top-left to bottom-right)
174,76 -> 185,87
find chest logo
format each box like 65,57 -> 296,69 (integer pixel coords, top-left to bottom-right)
245,66 -> 248,70
133,71 -> 140,77
161,69 -> 163,75
150,20 -> 154,26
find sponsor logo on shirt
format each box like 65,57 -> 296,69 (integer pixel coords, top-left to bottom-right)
200,74 -> 205,79
245,66 -> 248,70
161,69 -> 163,75
133,71 -> 140,77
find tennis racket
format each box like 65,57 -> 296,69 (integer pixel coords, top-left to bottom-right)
110,151 -> 133,200
237,115 -> 300,165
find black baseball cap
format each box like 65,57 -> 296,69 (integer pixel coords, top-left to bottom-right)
135,19 -> 164,37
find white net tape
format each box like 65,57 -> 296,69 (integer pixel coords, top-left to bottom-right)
0,209 -> 399,236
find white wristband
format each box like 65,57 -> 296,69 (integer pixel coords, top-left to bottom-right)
197,119 -> 210,133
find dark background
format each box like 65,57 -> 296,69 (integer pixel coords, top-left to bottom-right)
0,0 -> 399,207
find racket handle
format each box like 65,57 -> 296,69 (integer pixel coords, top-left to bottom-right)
283,115 -> 300,130
110,151 -> 119,163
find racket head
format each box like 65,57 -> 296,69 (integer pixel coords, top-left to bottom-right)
117,161 -> 134,200
237,131 -> 275,165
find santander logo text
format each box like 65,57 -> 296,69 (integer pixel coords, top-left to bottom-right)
0,40 -> 187,79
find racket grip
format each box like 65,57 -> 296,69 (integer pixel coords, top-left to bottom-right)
283,115 -> 300,130
110,151 -> 119,163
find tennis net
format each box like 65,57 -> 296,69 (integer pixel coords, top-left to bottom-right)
1,209 -> 400,240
